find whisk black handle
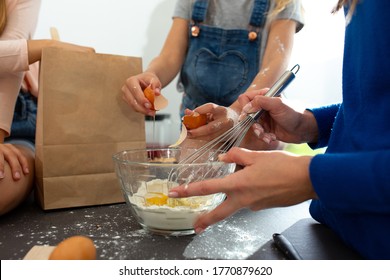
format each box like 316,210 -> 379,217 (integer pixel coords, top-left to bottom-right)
250,64 -> 300,121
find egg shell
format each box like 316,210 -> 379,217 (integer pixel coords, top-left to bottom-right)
143,86 -> 155,110
182,112 -> 207,129
143,85 -> 168,111
49,235 -> 96,260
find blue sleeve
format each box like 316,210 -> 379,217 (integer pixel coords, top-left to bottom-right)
307,104 -> 340,149
310,150 -> 390,214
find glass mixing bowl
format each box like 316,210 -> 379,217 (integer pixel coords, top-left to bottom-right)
112,148 -> 235,236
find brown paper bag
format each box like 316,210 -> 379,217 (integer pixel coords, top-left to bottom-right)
35,48 -> 145,210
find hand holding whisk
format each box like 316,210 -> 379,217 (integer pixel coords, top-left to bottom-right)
168,64 -> 300,185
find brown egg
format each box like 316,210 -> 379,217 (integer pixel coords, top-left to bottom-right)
49,235 -> 96,260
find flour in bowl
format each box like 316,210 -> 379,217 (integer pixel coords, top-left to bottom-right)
128,179 -> 224,232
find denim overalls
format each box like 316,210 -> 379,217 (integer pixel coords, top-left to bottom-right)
179,0 -> 270,117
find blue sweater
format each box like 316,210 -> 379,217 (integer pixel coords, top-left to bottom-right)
308,1 -> 390,259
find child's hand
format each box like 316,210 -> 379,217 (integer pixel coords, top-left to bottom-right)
0,143 -> 30,181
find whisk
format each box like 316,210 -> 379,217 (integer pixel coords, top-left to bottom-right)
168,64 -> 300,184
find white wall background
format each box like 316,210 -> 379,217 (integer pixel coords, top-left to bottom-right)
34,0 -> 345,124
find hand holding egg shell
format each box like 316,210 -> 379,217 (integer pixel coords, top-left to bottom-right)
170,111 -> 208,147
143,85 -> 168,111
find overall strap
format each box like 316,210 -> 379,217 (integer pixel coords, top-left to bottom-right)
249,0 -> 270,27
192,0 -> 209,23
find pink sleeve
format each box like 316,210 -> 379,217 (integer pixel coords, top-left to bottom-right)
0,0 -> 41,136
0,39 -> 29,72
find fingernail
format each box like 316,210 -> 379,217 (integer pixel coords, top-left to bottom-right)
263,135 -> 271,144
24,167 -> 30,174
168,191 -> 179,198
253,123 -> 264,138
195,227 -> 205,234
144,103 -> 151,109
242,102 -> 252,113
14,171 -> 21,179
218,153 -> 227,161
238,113 -> 246,122
0,171 -> 4,179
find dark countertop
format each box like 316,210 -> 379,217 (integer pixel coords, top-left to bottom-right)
0,193 -> 362,260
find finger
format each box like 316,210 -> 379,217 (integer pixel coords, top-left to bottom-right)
169,177 -> 230,198
0,152 -> 5,179
219,147 -> 256,167
191,103 -> 217,115
122,88 -> 147,114
121,86 -> 136,108
252,123 -> 265,139
246,88 -> 270,99
261,133 -> 277,144
187,118 -> 231,139
15,148 -> 30,174
183,108 -> 194,116
149,80 -> 162,96
188,107 -> 235,138
132,83 -> 152,110
121,84 -> 153,116
2,145 -> 23,180
238,88 -> 269,110
193,198 -> 240,233
251,94 -> 283,113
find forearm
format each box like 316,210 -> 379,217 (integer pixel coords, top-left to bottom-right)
144,54 -> 183,88
250,19 -> 295,90
144,17 -> 188,88
229,20 -> 296,120
27,40 -> 95,65
26,39 -> 56,64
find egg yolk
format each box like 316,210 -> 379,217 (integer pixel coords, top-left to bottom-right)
145,193 -> 168,206
144,192 -> 201,208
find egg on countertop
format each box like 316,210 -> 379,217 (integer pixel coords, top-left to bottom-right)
49,235 -> 96,260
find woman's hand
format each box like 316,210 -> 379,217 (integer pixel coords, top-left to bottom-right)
0,143 -> 30,181
238,89 -> 319,144
168,147 -> 316,233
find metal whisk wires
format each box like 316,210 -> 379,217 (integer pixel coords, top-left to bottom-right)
169,64 -> 300,184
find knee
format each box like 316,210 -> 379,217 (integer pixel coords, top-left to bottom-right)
0,155 -> 34,216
